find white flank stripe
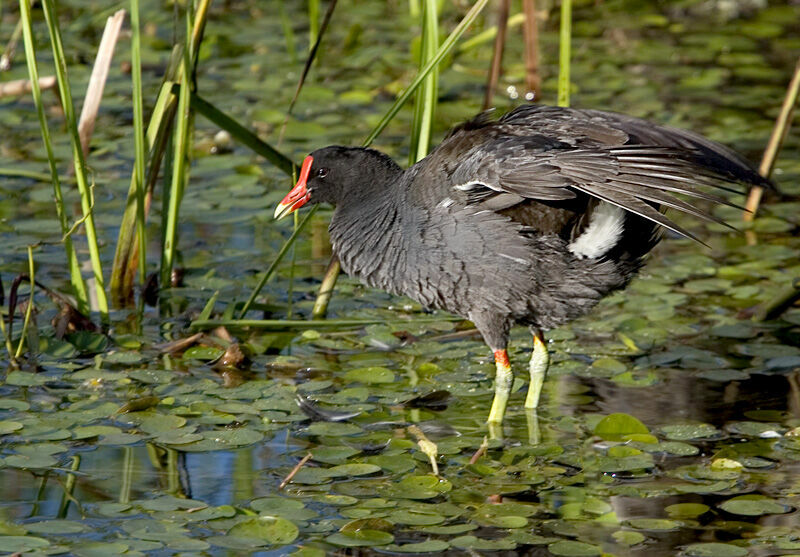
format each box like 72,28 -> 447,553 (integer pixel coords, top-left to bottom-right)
568,202 -> 626,259
454,180 -> 500,192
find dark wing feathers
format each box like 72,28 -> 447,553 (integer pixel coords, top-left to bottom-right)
438,104 -> 770,242
453,139 -> 749,240
497,104 -> 773,190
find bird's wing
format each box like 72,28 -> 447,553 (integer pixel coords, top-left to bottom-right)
498,105 -> 773,189
449,135 -> 747,243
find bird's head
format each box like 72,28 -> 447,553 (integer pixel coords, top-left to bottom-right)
274,146 -> 401,220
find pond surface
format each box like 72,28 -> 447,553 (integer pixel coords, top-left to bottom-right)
1,0 -> 800,555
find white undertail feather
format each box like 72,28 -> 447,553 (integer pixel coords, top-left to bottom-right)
568,202 -> 626,259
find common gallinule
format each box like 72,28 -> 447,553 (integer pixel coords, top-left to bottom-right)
274,104 -> 770,427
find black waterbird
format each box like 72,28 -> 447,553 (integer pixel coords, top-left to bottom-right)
274,104 -> 771,429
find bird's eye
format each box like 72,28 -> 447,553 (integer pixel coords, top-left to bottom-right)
317,167 -> 329,178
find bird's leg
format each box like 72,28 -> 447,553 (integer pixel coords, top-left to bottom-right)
487,348 -> 513,426
526,408 -> 541,445
525,328 -> 549,409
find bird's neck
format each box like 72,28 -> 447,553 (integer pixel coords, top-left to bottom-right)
328,178 -> 411,294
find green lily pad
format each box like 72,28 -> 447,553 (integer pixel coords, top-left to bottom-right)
26,520 -> 88,534
326,463 -> 382,477
326,530 -> 394,547
718,495 -> 791,516
227,516 -> 299,546
344,366 -> 395,384
627,518 -> 682,531
613,530 -> 645,546
548,540 -> 602,556
0,421 -> 23,434
384,539 -> 450,553
684,542 -> 748,557
665,503 -> 710,519
451,535 -> 517,551
0,536 -> 50,552
594,413 -> 649,440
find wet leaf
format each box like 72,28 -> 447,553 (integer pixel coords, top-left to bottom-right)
344,367 -> 395,384
665,503 -> 710,519
717,495 -> 791,516
326,463 -> 382,477
548,540 -> 602,556
227,516 -> 299,546
385,539 -> 450,553
594,413 -> 649,440
684,543 -> 748,557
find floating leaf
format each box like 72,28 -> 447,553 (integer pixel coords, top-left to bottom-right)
384,539 -> 450,553
684,543 -> 748,557
665,503 -> 710,519
26,520 -> 87,534
326,463 -> 381,478
451,535 -> 516,551
227,516 -> 299,546
344,367 -> 395,384
326,529 -> 394,547
0,421 -> 23,435
718,495 -> 791,516
548,540 -> 602,556
594,413 -> 649,440
0,536 -> 50,552
612,530 -> 645,546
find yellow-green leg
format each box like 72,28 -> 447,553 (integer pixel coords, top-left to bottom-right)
487,349 -> 512,426
525,329 -> 549,409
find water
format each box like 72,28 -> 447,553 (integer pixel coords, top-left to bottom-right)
1,0 -> 799,554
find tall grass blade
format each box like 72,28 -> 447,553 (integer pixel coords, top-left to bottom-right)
363,0 -> 490,148
193,315 -> 460,331
308,0 -> 320,51
41,0 -> 109,321
131,0 -> 148,285
14,246 -> 35,360
110,0 -> 211,303
457,12 -> 524,54
110,78 -> 179,302
557,0 -> 572,107
482,0 -> 509,110
18,0 -> 90,315
409,0 -> 439,165
287,210 -> 299,319
0,16 -> 23,70
313,0 -> 490,319
192,93 -> 296,176
239,206 -> 318,318
160,6 -> 194,288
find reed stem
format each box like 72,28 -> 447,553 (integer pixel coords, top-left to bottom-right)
41,0 -> 109,321
18,0 -> 90,315
131,0 -> 148,285
557,0 -> 572,107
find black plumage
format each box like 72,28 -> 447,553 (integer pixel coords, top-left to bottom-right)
274,104 -> 771,427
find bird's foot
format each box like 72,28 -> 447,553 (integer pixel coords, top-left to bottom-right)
524,330 -> 549,410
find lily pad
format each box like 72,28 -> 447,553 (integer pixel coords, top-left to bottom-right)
227,516 -> 299,546
594,413 -> 649,440
683,543 -> 748,557
718,495 -> 791,516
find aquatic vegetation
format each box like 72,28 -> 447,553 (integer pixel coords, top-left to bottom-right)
0,0 -> 798,554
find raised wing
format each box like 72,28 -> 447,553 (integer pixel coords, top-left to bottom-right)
450,135 -> 747,243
